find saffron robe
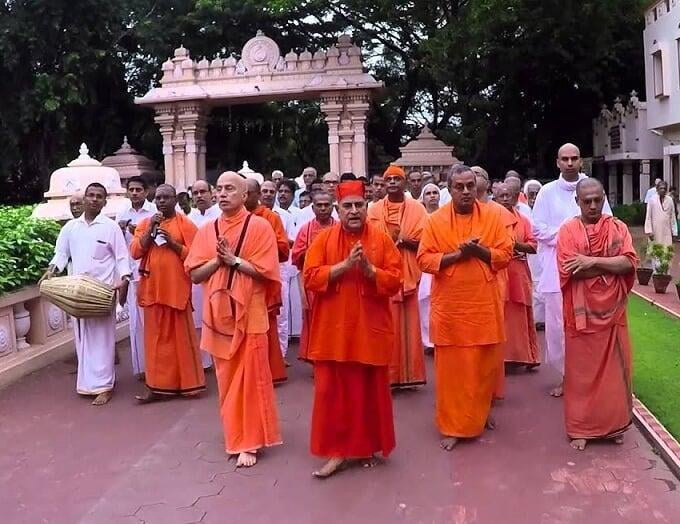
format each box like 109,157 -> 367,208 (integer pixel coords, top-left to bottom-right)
557,215 -> 638,440
503,209 -> 539,366
417,201 -> 512,437
184,207 -> 282,454
368,197 -> 427,387
304,222 -> 402,457
291,217 -> 336,361
251,205 -> 288,382
131,214 -> 205,395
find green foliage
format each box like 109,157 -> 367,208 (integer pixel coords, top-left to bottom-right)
647,242 -> 674,275
612,202 -> 646,226
0,206 -> 61,295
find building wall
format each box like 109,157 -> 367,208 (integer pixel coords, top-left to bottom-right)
643,0 -> 680,131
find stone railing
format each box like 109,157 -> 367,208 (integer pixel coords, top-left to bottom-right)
0,285 -> 129,389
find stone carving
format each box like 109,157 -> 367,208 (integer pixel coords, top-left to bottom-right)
0,325 -> 11,355
241,31 -> 280,71
47,305 -> 65,333
13,303 -> 31,350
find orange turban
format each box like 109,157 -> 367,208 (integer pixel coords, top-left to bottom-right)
337,180 -> 365,201
383,164 -> 405,179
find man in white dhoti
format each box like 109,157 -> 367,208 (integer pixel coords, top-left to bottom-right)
523,179 -> 545,329
186,179 -> 220,370
645,180 -> 677,248
115,176 -> 157,379
44,183 -> 131,405
277,179 -> 303,338
418,183 -> 440,352
532,143 -> 611,397
644,178 -> 662,204
261,181 -> 298,360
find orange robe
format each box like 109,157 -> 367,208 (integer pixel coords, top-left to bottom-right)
251,205 -> 288,383
304,222 -> 402,458
130,214 -> 205,396
291,217 -> 336,361
368,197 -> 427,387
417,201 -> 512,438
184,207 -> 282,454
557,215 -> 638,440
503,209 -> 539,366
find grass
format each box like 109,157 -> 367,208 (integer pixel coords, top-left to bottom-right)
629,294 -> 680,439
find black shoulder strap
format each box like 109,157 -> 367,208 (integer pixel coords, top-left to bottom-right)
226,214 -> 252,289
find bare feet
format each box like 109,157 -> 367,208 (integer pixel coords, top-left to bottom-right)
92,391 -> 112,406
284,358 -> 291,367
485,415 -> 497,430
135,389 -> 161,404
361,454 -> 382,468
236,451 -> 257,468
613,435 -> 624,445
440,436 -> 459,451
550,383 -> 564,397
312,457 -> 348,478
134,372 -> 146,382
570,438 -> 587,451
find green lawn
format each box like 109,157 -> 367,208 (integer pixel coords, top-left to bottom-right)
629,295 -> 680,439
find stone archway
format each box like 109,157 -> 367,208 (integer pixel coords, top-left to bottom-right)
136,31 -> 382,189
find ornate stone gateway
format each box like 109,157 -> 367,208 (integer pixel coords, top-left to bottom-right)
136,31 -> 382,189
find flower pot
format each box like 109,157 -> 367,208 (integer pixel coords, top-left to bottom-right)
636,267 -> 653,286
652,274 -> 672,294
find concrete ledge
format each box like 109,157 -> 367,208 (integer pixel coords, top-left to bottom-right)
633,396 -> 680,480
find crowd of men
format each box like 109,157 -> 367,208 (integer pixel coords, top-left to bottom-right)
45,142 -> 638,476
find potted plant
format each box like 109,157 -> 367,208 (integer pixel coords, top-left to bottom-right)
649,243 -> 674,294
636,239 -> 654,285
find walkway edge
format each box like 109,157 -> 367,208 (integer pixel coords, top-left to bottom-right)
632,396 -> 680,480
631,289 -> 680,320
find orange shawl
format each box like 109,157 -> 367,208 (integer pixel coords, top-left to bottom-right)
368,196 -> 427,296
557,215 -> 638,333
416,201 -> 513,346
184,208 -> 281,360
130,213 -> 197,310
507,208 -> 536,306
303,222 -> 402,365
252,205 -> 290,262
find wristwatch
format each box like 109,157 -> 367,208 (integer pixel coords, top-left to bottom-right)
232,257 -> 242,268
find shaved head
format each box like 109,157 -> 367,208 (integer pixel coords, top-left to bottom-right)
575,177 -> 604,197
558,143 -> 581,158
557,142 -> 582,182
216,171 -> 247,214
156,183 -> 176,196
575,177 -> 605,224
245,177 -> 260,193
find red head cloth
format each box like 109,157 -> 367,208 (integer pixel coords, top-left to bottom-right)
383,164 -> 405,179
337,180 -> 365,202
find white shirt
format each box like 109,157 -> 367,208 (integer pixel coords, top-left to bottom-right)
115,200 -> 157,280
187,205 -> 220,228
644,186 -> 658,204
532,173 -> 612,293
439,187 -> 451,206
516,201 -> 532,220
273,205 -> 298,278
51,213 -> 131,286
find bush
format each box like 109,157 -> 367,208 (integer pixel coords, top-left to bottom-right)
612,202 -> 646,226
0,206 -> 61,295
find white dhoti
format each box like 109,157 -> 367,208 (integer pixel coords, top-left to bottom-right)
418,273 -> 433,348
543,292 -> 564,376
288,274 -> 302,337
532,284 -> 545,324
128,280 -> 145,376
74,313 -> 116,395
277,270 -> 290,357
191,283 -> 214,369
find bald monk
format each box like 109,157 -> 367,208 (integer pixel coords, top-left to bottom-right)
474,166 -> 517,402
557,178 -> 637,451
130,184 -> 205,402
368,164 -> 427,388
185,172 -> 282,467
244,178 -> 288,383
304,180 -> 402,477
417,164 -> 513,451
494,183 -> 540,370
291,191 -> 336,361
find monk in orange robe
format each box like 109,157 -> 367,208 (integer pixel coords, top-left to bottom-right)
557,178 -> 637,451
474,166 -> 517,402
244,178 -> 287,384
417,165 -> 512,451
304,180 -> 402,478
130,184 -> 205,402
495,183 -> 540,369
368,164 -> 427,388
291,191 -> 336,361
185,172 -> 282,468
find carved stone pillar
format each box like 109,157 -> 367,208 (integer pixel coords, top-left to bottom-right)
320,94 -> 343,175
177,102 -> 208,189
346,91 -> 370,177
154,105 -> 177,185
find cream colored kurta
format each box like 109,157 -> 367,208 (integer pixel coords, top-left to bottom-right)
645,195 -> 677,246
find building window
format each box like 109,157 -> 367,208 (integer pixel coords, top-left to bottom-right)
653,50 -> 665,97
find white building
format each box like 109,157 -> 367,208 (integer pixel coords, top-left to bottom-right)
643,0 -> 680,190
591,92 -> 663,204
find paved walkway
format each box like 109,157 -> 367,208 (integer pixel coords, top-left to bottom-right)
2,339 -> 679,524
